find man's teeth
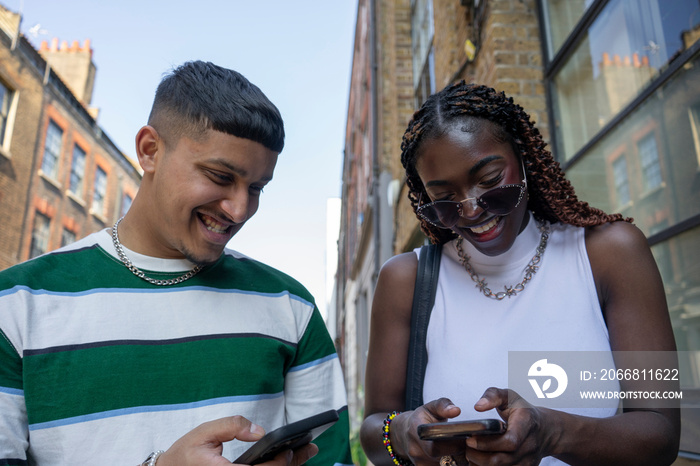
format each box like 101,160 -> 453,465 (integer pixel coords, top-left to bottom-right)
469,217 -> 499,234
203,216 -> 227,234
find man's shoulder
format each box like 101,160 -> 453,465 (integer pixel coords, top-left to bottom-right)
0,230 -> 110,291
216,248 -> 315,304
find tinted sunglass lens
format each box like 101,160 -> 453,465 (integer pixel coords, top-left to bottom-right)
420,203 -> 460,228
480,185 -> 522,215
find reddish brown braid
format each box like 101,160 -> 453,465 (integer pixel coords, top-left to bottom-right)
400,81 -> 631,245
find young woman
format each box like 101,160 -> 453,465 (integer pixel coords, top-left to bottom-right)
360,82 -> 680,465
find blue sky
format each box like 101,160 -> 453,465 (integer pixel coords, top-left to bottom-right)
7,0 -> 357,317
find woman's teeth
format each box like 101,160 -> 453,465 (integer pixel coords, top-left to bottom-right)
202,215 -> 227,234
469,217 -> 499,234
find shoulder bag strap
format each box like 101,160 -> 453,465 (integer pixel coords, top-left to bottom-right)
405,242 -> 442,411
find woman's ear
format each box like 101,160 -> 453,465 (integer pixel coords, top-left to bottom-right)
135,125 -> 161,174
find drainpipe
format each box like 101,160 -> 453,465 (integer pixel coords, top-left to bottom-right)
370,0 -> 381,285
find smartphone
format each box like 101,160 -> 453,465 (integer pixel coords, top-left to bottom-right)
417,419 -> 506,440
232,409 -> 340,465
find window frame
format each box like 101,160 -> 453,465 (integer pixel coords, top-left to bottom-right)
0,78 -> 18,156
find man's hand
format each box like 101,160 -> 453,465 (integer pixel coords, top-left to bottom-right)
156,416 -> 319,466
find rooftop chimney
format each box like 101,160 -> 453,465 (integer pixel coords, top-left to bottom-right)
38,37 -> 97,106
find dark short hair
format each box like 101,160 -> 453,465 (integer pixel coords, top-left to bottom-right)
148,61 -> 284,152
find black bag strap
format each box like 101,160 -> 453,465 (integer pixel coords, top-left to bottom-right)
405,242 -> 442,411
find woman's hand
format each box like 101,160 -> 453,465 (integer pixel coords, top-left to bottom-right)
156,416 -> 318,466
390,398 -> 466,466
462,388 -> 555,466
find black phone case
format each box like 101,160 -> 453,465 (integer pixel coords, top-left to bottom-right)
233,409 -> 339,464
417,419 -> 506,440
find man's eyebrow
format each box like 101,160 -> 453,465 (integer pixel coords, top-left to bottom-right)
207,159 -> 273,182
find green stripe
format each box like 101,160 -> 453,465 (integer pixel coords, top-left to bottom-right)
205,253 -> 316,302
0,245 -> 316,304
308,408 -> 352,466
293,310 -> 338,367
0,329 -> 22,390
23,336 -> 295,424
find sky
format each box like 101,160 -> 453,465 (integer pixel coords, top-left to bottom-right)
6,0 -> 357,318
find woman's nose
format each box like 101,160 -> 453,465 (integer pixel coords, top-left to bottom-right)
459,197 -> 483,219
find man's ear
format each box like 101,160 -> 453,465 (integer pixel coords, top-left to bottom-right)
135,125 -> 161,174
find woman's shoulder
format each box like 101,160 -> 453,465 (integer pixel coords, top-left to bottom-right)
378,250 -> 419,287
583,220 -> 655,301
584,220 -> 649,258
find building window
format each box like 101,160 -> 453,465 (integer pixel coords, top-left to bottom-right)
29,212 -> 51,259
411,0 -> 435,108
637,133 -> 662,191
0,80 -> 14,150
69,145 -> 87,196
92,166 -> 107,215
61,228 -> 76,247
540,0 -> 593,59
546,0 -> 700,162
41,120 -> 63,180
612,155 -> 630,207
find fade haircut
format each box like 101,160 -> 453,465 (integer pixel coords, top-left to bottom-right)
148,61 -> 284,152
401,81 -> 631,245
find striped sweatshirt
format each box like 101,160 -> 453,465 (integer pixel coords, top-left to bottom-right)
0,229 -> 352,465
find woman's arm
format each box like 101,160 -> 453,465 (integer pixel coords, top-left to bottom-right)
360,252 -> 462,466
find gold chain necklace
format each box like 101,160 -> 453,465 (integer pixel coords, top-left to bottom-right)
111,217 -> 202,286
455,220 -> 550,300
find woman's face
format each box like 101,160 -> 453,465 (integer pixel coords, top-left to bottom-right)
415,121 -> 529,256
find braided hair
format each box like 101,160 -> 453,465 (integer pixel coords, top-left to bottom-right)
401,81 -> 631,244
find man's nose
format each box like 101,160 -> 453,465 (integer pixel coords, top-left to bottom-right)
220,192 -> 249,224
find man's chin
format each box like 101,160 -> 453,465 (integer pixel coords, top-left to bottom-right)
183,249 -> 224,267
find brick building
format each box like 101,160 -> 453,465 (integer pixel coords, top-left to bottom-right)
337,0 -> 700,460
0,4 -> 141,270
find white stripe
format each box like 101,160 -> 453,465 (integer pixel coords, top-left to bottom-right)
27,396 -> 288,464
2,287 -> 315,351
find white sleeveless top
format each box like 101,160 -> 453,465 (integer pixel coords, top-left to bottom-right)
417,213 -> 619,465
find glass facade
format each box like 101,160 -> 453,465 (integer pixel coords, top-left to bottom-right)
546,0 -> 700,162
540,0 -> 700,455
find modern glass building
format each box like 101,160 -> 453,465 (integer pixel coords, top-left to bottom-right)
539,0 -> 700,455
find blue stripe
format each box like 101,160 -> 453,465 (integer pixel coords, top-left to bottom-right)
28,391 -> 283,431
288,353 -> 338,372
0,285 -> 314,309
0,386 -> 24,396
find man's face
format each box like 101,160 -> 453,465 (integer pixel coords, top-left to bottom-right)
145,129 -> 278,265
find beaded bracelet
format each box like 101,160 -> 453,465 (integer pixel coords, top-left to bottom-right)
382,411 -> 412,466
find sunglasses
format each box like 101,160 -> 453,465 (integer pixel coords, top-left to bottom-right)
417,176 -> 527,229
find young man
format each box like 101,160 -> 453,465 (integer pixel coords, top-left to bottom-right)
0,61 -> 352,466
